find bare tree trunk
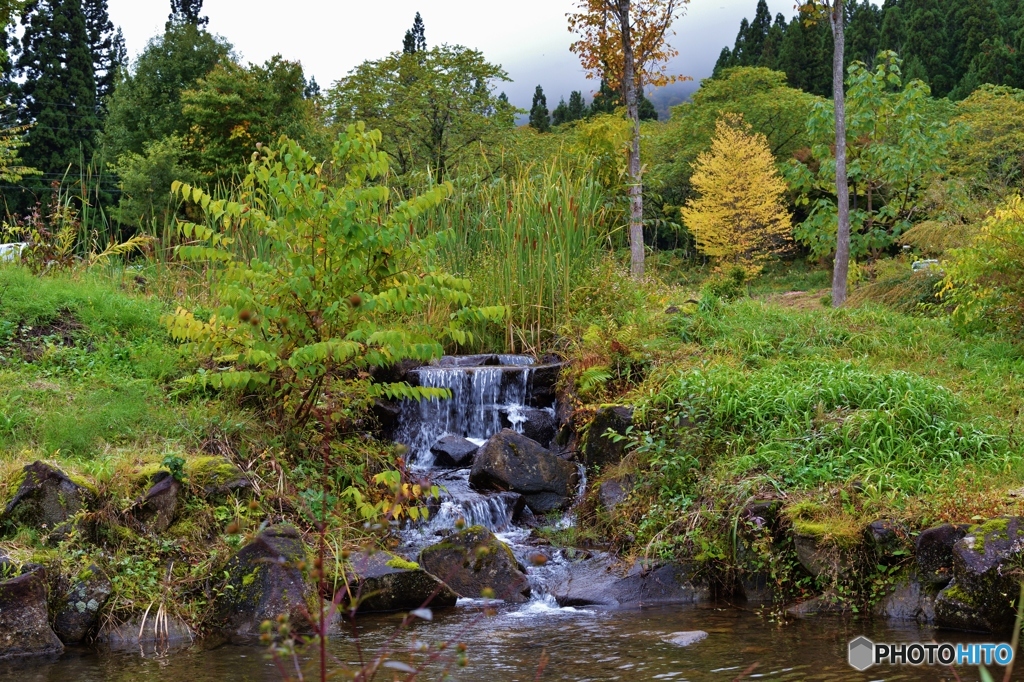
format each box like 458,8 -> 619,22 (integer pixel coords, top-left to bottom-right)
617,0 -> 644,279
830,0 -> 850,307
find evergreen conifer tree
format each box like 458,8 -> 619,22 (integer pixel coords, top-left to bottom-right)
83,0 -> 122,107
403,12 -> 426,54
168,0 -> 207,27
14,0 -> 99,182
552,97 -> 568,126
567,90 -> 586,121
529,84 -> 550,132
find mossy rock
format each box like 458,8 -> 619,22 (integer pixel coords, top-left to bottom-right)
344,551 -> 457,613
213,524 -> 309,641
580,405 -> 633,470
933,516 -> 1024,633
0,564 -> 63,659
1,462 -> 95,537
418,526 -> 530,603
184,456 -> 250,499
915,523 -> 969,587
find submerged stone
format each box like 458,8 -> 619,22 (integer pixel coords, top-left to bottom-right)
0,565 -> 63,660
97,612 -> 194,649
663,630 -> 708,647
214,524 -> 310,640
418,526 -> 530,603
874,577 -> 936,625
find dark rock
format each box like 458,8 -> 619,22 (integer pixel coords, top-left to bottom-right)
792,533 -> 848,579
53,565 -> 112,644
2,461 -> 92,534
580,406 -> 633,469
664,306 -> 681,314
135,472 -> 180,533
549,556 -> 709,607
96,613 -> 193,649
214,525 -> 310,640
187,456 -> 250,499
371,358 -> 424,385
0,565 -> 63,659
916,523 -> 969,587
874,577 -> 935,625
519,408 -> 557,447
418,526 -> 530,603
345,552 -> 457,613
371,399 -> 403,440
598,475 -> 634,509
663,630 -> 707,646
865,519 -> 906,558
430,436 -> 479,468
470,429 -> 579,514
742,500 -> 782,530
934,517 -> 1024,633
527,363 -> 562,408
734,503 -> 783,603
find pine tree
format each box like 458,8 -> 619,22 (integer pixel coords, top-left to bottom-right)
529,84 -> 550,132
403,12 -> 426,54
14,0 -> 99,182
83,0 -> 121,107
552,97 -> 568,126
168,0 -> 207,27
759,14 -> 788,70
680,115 -> 792,272
588,79 -> 618,115
567,90 -> 587,121
846,0 -> 882,67
743,0 -> 772,64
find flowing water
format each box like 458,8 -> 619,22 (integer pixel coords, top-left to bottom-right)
0,356 -> 1005,680
1,606 -> 996,681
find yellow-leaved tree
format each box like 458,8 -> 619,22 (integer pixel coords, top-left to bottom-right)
681,115 -> 792,272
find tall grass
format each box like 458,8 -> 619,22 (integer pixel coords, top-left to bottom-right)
419,159 -> 614,352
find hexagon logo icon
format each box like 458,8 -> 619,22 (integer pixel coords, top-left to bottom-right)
848,636 -> 875,671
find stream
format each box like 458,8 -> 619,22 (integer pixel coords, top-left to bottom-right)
0,356 -> 1002,680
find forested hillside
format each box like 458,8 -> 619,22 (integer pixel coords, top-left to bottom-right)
716,0 -> 1024,99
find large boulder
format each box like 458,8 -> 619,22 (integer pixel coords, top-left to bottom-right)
0,565 -> 63,659
518,409 -> 557,448
418,526 -> 531,604
548,555 -> 709,607
916,523 -> 969,587
134,472 -> 181,533
874,577 -> 936,625
580,406 -> 633,469
597,474 -> 634,510
469,430 -> 579,514
934,517 -> 1024,632
53,565 -> 112,644
2,461 -> 93,534
214,525 -> 310,640
344,552 -> 458,613
430,435 -> 479,468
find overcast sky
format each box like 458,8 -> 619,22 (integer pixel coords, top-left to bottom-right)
107,0 -> 799,114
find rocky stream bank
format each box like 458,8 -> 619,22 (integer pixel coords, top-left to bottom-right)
0,354 -> 1021,662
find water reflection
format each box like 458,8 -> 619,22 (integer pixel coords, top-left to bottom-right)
0,603 -> 994,681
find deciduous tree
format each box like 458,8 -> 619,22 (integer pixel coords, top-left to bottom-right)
680,114 -> 792,271
329,46 -> 514,179
568,0 -> 689,278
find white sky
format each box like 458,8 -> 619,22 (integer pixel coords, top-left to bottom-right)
106,0 -> 800,111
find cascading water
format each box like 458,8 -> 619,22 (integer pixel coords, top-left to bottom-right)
393,355 -> 584,610
394,356 -> 535,469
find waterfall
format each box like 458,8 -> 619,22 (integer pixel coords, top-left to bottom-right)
395,357 -> 534,469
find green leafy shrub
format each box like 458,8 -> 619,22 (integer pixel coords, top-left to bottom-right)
164,125 -> 504,428
942,195 -> 1024,337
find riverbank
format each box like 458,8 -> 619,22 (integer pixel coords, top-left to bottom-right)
0,257 -> 1022,665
